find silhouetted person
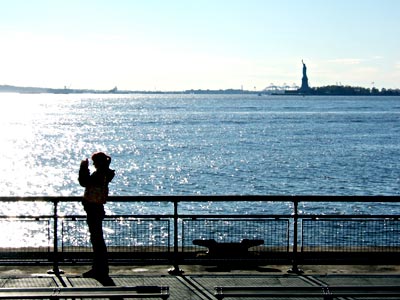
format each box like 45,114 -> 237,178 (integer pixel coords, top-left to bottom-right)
79,152 -> 115,282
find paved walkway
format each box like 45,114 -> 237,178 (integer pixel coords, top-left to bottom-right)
0,265 -> 400,299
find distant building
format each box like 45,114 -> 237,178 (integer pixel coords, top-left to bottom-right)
109,86 -> 118,93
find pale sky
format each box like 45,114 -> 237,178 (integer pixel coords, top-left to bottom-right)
1,0 -> 399,91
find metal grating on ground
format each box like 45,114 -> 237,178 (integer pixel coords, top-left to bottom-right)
309,274 -> 400,300
311,274 -> 400,286
65,277 -> 110,300
0,273 -> 399,300
115,276 -> 203,300
0,275 -> 59,288
188,274 -> 315,300
67,276 -> 105,287
68,275 -> 205,300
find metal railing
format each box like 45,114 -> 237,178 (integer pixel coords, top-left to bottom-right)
0,196 -> 399,274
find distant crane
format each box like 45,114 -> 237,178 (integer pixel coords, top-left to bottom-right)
262,82 -> 299,94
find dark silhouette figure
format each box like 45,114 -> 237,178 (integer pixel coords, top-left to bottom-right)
79,152 -> 115,282
299,59 -> 310,92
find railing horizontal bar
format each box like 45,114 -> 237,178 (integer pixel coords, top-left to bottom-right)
0,215 -> 54,219
58,214 -> 175,219
1,195 -> 399,203
1,213 -> 398,219
299,214 -> 400,219
179,214 -> 292,219
2,213 -> 397,219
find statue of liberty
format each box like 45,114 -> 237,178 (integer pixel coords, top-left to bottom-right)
299,60 -> 310,92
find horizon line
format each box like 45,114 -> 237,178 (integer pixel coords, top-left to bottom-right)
1,83 -> 400,94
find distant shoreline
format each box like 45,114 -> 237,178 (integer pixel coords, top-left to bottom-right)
1,84 -> 400,96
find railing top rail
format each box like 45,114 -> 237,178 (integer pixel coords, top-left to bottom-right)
0,195 -> 399,203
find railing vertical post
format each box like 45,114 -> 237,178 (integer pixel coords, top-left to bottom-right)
168,199 -> 183,275
289,198 -> 303,273
48,198 -> 63,275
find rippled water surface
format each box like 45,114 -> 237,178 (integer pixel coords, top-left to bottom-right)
1,93 -> 399,215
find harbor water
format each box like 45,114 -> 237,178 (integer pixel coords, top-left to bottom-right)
0,93 -> 399,218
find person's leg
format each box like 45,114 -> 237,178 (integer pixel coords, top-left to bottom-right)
83,203 -> 109,277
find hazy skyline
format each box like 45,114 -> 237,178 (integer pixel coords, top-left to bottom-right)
1,0 -> 399,91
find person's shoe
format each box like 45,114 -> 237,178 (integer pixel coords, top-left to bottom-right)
82,269 -> 111,284
97,275 -> 114,286
82,269 -> 97,278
